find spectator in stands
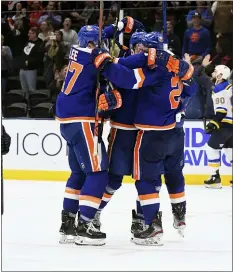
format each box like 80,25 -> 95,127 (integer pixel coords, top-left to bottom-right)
37,1 -> 62,28
38,20 -> 53,42
19,27 -> 43,100
167,20 -> 181,57
5,16 -> 28,58
212,1 -> 233,39
182,12 -> 211,64
1,35 -> 13,97
70,1 -> 95,27
11,2 -> 23,21
43,30 -> 67,86
186,1 -> 213,29
60,18 -> 77,58
28,1 -> 43,27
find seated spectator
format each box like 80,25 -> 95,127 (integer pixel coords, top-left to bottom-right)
38,20 -> 53,42
1,35 -> 13,97
167,20 -> 181,57
19,27 -> 43,100
60,18 -> 78,58
182,12 -> 211,64
186,1 -> 213,29
28,1 -> 43,28
212,1 -> 233,39
37,1 -> 62,28
44,30 -> 67,86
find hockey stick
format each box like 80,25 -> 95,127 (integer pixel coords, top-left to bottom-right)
93,1 -> 104,157
162,1 -> 168,50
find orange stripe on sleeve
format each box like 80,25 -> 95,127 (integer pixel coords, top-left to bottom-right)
82,123 -> 100,172
138,68 -> 145,88
125,16 -> 134,33
148,48 -> 156,67
181,64 -> 194,81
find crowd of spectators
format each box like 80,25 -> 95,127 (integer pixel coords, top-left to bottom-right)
1,1 -> 233,119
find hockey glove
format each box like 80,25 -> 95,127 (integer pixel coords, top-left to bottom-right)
205,120 -> 220,134
118,16 -> 145,34
92,48 -> 113,71
149,49 -> 180,74
98,90 -> 122,111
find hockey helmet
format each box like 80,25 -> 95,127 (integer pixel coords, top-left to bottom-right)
77,25 -> 106,48
129,31 -> 146,51
142,32 -> 164,50
214,65 -> 231,80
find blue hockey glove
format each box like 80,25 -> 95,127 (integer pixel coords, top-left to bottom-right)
205,120 -> 220,134
92,48 -> 113,71
119,16 -> 145,34
98,90 -> 122,112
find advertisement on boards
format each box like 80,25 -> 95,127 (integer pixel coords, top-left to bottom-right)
2,119 -> 232,184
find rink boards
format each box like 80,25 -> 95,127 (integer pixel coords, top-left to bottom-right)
2,119 -> 232,185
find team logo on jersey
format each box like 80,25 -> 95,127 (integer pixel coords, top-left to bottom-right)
190,32 -> 200,43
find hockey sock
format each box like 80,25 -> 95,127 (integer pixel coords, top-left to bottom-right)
136,199 -> 144,219
164,171 -> 186,207
135,179 -> 160,225
79,171 -> 109,222
63,172 -> 85,214
206,145 -> 221,175
99,173 -> 123,211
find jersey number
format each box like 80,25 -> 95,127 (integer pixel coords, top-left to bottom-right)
62,61 -> 83,95
169,76 -> 182,109
215,97 -> 225,104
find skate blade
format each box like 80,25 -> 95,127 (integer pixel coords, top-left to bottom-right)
74,235 -> 106,246
178,229 -> 185,238
205,184 -> 222,189
131,236 -> 163,246
59,234 -> 76,244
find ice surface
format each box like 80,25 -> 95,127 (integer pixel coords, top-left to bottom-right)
2,181 -> 232,271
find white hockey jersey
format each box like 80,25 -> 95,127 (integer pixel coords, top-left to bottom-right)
212,81 -> 233,125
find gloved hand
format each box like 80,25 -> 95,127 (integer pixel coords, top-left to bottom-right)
92,48 -> 113,70
151,49 -> 180,74
118,16 -> 145,34
205,120 -> 220,134
98,90 -> 122,111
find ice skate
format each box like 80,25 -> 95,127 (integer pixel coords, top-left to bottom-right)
59,210 -> 77,244
204,170 -> 222,189
75,220 -> 106,246
131,209 -> 146,235
92,210 -> 101,231
131,212 -> 163,246
172,203 -> 186,238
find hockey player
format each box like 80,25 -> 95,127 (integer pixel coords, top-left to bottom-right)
204,65 -> 232,189
91,39 -> 195,245
56,25 -> 122,246
57,17 -> 144,246
93,32 -> 147,229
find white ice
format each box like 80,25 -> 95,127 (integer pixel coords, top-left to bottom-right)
2,180 -> 232,271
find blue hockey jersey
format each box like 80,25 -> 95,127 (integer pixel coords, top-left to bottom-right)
102,63 -> 195,130
56,46 -> 99,123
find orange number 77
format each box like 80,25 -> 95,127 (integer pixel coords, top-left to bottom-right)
62,61 -> 83,95
169,76 -> 183,109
